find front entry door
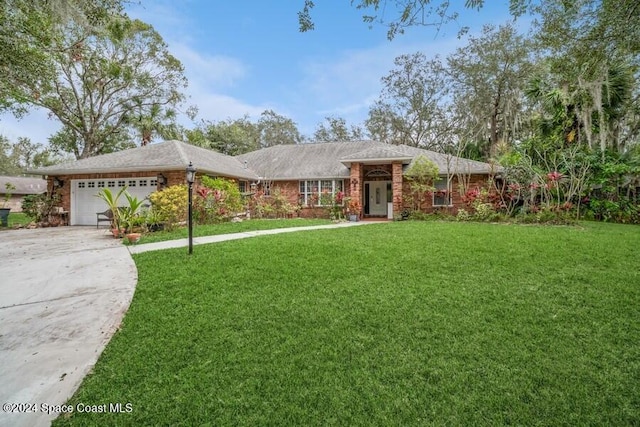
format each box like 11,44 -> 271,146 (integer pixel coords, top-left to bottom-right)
367,181 -> 388,216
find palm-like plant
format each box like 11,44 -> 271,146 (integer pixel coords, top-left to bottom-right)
525,61 -> 634,152
133,104 -> 177,146
120,192 -> 146,232
95,187 -> 127,230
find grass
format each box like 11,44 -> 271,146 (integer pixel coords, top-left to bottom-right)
129,218 -> 333,244
0,212 -> 31,228
55,221 -> 640,426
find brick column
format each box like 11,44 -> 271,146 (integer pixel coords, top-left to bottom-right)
392,162 -> 403,216
349,162 -> 363,216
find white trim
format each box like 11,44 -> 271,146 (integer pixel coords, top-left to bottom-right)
299,179 -> 344,206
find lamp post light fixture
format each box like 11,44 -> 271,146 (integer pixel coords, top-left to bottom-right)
157,173 -> 167,188
186,161 -> 196,255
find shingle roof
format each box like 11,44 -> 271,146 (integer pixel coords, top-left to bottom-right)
28,140 -> 258,180
340,145 -> 414,162
28,140 -> 498,181
382,144 -> 501,175
0,176 -> 47,195
237,141 -> 498,178
236,142 -> 360,179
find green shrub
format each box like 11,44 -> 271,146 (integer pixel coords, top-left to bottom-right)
21,192 -> 61,223
456,208 -> 471,221
195,177 -> 245,223
250,186 -> 298,219
473,202 -> 495,221
149,185 -> 188,229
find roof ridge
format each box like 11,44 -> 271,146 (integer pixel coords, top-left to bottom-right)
171,140 -> 190,165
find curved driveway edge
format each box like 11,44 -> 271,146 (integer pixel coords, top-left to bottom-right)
0,227 -> 136,427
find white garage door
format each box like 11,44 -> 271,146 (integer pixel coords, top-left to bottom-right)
71,177 -> 158,226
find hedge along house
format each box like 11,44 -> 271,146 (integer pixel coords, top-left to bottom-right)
236,141 -> 498,219
29,139 -> 497,225
28,140 -> 258,225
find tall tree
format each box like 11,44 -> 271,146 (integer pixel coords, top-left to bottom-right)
0,135 -> 21,175
0,0 -> 125,116
2,15 -> 187,159
0,135 -> 64,174
188,116 -> 260,155
48,125 -> 135,158
299,0 -> 492,40
525,60 -> 637,152
313,116 -> 366,142
366,53 -> 451,149
447,23 -> 533,158
526,0 -> 640,152
257,110 -> 303,148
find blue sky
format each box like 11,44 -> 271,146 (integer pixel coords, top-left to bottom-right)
0,0 -> 517,145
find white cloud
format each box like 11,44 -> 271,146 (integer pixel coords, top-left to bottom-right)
127,1 -> 268,126
187,91 -> 267,124
170,42 -> 247,91
293,35 -> 466,134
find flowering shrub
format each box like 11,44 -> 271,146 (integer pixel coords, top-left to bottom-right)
149,184 -> 188,229
195,176 -> 244,223
473,202 -> 496,221
347,199 -> 360,214
250,186 -> 298,219
463,187 -> 503,214
456,208 -> 471,221
546,171 -> 563,182
323,190 -> 346,220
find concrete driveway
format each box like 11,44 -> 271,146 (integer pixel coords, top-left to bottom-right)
0,227 -> 136,427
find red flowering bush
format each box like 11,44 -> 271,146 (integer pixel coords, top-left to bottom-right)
195,177 -> 244,223
546,171 -> 563,182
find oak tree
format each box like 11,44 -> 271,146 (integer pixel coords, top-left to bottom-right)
3,13 -> 187,159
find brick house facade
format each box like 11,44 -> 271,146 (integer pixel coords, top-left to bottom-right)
238,142 -> 498,219
31,140 -> 497,225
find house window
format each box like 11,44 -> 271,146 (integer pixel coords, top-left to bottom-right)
433,178 -> 452,207
150,179 -> 158,186
118,180 -> 126,187
299,181 -> 313,204
128,180 -> 137,187
239,181 -> 247,193
107,181 -> 115,188
263,182 -> 271,196
139,180 -> 147,187
299,179 -> 344,206
88,182 -> 95,188
78,182 -> 85,188
97,181 -> 105,188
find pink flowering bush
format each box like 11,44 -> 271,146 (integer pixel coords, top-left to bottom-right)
195,177 -> 244,223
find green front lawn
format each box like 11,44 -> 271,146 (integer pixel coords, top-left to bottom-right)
56,222 -> 640,426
